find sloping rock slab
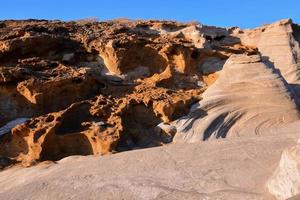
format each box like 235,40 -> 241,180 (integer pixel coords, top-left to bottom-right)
173,54 -> 300,142
0,133 -> 299,200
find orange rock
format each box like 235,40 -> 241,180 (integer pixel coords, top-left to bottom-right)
0,19 -> 255,166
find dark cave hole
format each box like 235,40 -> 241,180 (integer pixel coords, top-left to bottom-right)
40,133 -> 94,161
56,104 -> 91,135
117,104 -> 162,151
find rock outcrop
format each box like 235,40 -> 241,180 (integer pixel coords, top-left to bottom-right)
1,18 -> 300,200
232,19 -> 300,95
267,139 -> 300,200
0,19 -> 256,166
0,133 -> 299,200
173,54 -> 300,142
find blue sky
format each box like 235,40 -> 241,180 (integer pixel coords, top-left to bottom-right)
1,0 -> 299,28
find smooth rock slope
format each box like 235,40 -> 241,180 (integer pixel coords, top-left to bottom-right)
233,19 -> 300,95
0,134 -> 299,200
173,54 -> 300,142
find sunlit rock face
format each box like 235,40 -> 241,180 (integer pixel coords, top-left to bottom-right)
173,54 -> 300,142
0,19 -> 254,165
1,18 -> 300,200
267,140 -> 300,200
233,19 -> 300,95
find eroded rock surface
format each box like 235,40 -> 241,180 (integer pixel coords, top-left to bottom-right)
233,19 -> 300,95
0,19 -> 256,166
173,54 -> 300,142
1,18 -> 300,200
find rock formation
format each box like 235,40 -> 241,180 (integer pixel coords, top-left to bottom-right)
173,54 -> 300,142
0,132 -> 299,200
232,19 -> 300,95
0,18 -> 300,199
0,19 -> 255,166
267,139 -> 300,200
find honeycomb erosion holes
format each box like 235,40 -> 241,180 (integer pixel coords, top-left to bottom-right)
0,19 -> 257,167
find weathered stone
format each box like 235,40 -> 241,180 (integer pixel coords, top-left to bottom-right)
173,54 -> 300,142
1,18 -> 300,200
267,140 -> 300,200
233,19 -> 300,95
200,56 -> 226,75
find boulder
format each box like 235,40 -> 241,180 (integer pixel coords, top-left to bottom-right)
267,140 -> 300,200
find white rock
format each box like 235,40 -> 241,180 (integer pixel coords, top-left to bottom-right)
156,122 -> 177,135
173,54 -> 300,142
233,19 -> 300,95
0,134 -> 299,200
267,142 -> 300,200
